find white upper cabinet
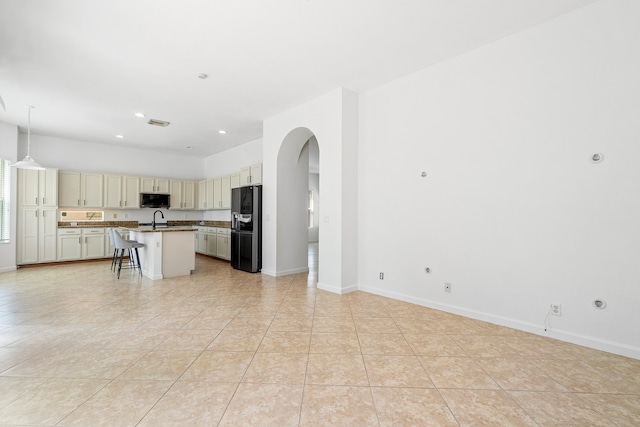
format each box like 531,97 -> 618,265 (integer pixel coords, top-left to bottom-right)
197,179 -> 214,210
141,177 -> 170,193
170,180 -> 196,210
82,173 -> 104,208
250,164 -> 262,185
239,166 -> 250,185
103,175 -> 123,208
213,177 -> 222,209
212,176 -> 232,209
182,180 -> 195,210
18,168 -> 58,207
58,171 -> 81,207
239,163 -> 262,186
170,180 -> 182,209
221,175 -> 231,209
230,172 -> 240,189
197,180 -> 206,210
104,175 -> 140,209
122,176 -> 140,208
58,171 -> 103,208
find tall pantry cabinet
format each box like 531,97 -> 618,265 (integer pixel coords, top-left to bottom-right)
17,168 -> 58,264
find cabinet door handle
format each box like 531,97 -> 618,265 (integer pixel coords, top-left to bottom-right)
79,237 -> 81,244
35,210 -> 38,217
35,197 -> 38,205
85,237 -> 87,244
77,199 -> 80,206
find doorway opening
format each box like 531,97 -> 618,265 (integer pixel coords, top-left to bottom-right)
306,137 -> 319,281
276,128 -> 320,282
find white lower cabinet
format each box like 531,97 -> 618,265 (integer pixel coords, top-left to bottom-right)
57,228 -> 106,261
216,228 -> 230,260
196,228 -> 209,254
206,230 -> 217,255
83,228 -> 106,259
195,227 -> 230,260
57,229 -> 82,261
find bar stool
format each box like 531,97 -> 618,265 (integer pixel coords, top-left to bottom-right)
108,228 -> 136,271
112,229 -> 145,279
107,228 -> 119,271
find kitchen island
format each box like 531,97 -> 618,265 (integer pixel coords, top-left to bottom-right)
123,226 -> 195,280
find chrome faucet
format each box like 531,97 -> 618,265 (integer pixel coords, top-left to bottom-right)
152,210 -> 164,229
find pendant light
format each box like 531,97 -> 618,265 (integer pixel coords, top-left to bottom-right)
12,105 -> 45,170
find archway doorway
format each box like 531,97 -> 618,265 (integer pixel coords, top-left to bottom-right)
276,127 -> 320,282
306,137 -> 320,280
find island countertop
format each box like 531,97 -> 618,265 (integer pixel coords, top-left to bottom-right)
126,227 -> 196,279
120,226 -> 196,233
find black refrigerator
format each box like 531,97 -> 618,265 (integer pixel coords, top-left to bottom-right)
231,185 -> 262,273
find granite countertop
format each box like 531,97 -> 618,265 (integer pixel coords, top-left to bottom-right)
58,220 -> 231,229
123,225 -> 197,233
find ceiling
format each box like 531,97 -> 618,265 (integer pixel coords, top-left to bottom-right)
0,0 -> 598,158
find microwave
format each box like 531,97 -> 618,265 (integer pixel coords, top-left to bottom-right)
140,192 -> 170,208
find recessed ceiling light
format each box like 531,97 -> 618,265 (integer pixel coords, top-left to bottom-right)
198,73 -> 208,80
115,135 -> 124,139
134,112 -> 145,118
218,130 -> 227,134
186,146 -> 194,150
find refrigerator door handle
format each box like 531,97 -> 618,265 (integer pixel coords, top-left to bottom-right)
231,212 -> 238,230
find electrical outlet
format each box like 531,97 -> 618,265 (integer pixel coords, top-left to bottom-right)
379,272 -> 384,280
551,303 -> 561,316
444,283 -> 451,293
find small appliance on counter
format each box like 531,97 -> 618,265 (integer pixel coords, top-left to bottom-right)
231,185 -> 262,273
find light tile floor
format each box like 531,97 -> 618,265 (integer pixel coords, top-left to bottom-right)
0,254 -> 639,426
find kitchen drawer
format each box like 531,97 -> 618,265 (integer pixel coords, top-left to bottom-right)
58,228 -> 81,235
82,228 -> 105,234
216,228 -> 230,235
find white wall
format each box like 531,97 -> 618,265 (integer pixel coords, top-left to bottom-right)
28,134 -> 204,179
204,137 -> 262,177
358,0 -> 640,358
263,88 -> 358,293
0,122 -> 18,272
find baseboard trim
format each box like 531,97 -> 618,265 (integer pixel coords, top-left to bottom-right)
358,284 -> 640,360
0,265 -> 17,273
318,282 -> 358,294
269,267 -> 309,277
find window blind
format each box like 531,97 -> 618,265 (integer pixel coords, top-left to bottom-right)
0,159 -> 10,242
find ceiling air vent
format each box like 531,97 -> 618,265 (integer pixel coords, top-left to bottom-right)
147,119 -> 170,127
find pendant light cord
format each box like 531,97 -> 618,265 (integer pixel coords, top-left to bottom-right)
27,106 -> 33,157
